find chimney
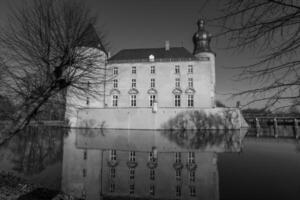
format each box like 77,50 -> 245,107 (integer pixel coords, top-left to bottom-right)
165,40 -> 170,51
107,51 -> 111,58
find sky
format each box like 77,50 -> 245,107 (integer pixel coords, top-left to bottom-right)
0,0 -> 263,108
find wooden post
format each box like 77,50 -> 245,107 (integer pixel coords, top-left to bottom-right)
273,118 -> 278,138
255,118 -> 261,137
294,118 -> 299,139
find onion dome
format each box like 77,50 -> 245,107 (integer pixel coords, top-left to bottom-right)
193,19 -> 212,54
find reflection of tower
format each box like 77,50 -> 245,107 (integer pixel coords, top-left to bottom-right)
62,129 -> 246,200
193,19 -> 216,107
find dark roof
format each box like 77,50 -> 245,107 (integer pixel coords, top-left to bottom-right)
79,24 -> 107,54
108,47 -> 196,63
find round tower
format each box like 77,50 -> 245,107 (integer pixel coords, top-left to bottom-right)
193,19 -> 216,107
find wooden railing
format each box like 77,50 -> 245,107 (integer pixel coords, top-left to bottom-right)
244,117 -> 300,139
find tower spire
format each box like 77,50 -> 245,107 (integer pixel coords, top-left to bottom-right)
193,19 -> 212,55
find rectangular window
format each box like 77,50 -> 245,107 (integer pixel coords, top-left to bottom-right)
129,184 -> 135,194
188,65 -> 193,74
83,150 -> 87,160
82,169 -> 86,177
188,78 -> 193,88
130,95 -> 136,107
175,95 -> 181,107
176,185 -> 181,197
150,95 -> 156,107
129,168 -> 135,180
110,183 -> 115,193
132,66 -> 136,74
150,169 -> 155,180
188,152 -> 195,163
151,66 -> 155,74
132,79 -> 136,88
112,95 -> 118,107
190,171 -> 195,182
176,169 -> 181,181
175,78 -> 180,88
129,151 -> 136,162
175,152 -> 181,163
175,65 -> 180,74
188,95 -> 194,107
150,78 -> 155,88
113,67 -> 118,75
110,149 -> 117,161
113,79 -> 118,88
190,186 -> 196,197
110,168 -> 116,179
150,185 -> 155,196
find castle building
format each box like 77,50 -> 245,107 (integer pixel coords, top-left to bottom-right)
105,19 -> 215,109
66,20 -> 248,130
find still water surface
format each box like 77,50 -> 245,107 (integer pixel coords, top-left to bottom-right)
0,126 -> 299,200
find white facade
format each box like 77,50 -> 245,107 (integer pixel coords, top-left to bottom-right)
106,53 -> 215,109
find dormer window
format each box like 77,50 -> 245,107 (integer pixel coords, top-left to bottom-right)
149,54 -> 155,62
175,65 -> 180,74
132,66 -> 136,74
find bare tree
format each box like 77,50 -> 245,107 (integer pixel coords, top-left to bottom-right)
211,0 -> 300,110
0,0 -> 109,145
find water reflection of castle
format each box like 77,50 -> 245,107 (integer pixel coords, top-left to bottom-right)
62,129 -> 246,200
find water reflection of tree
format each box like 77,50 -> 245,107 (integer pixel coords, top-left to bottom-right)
6,126 -> 66,175
160,129 -> 243,151
162,110 -> 240,130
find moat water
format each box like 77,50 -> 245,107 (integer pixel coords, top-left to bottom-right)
0,126 -> 299,200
